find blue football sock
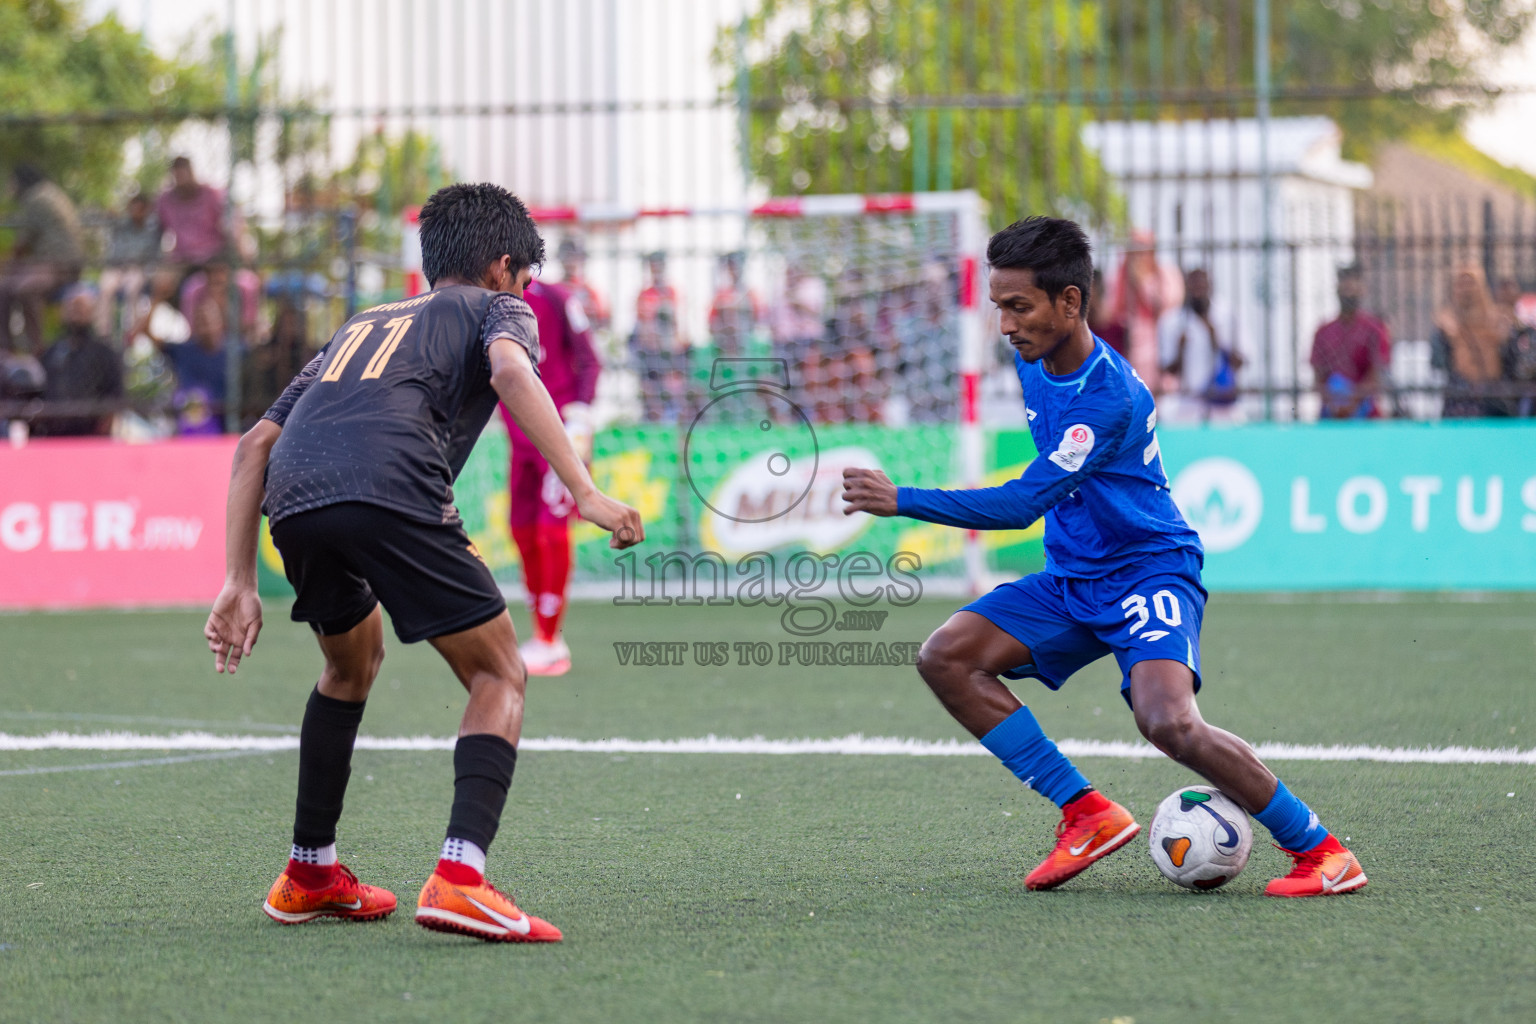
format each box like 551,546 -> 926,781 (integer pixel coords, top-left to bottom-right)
1254,779 -> 1329,851
980,706 -> 1091,808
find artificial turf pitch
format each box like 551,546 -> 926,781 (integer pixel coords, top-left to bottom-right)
1,596 -> 1533,1023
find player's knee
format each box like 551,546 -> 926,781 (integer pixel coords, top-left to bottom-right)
916,630 -> 968,690
1137,707 -> 1199,759
478,652 -> 527,693
468,668 -> 525,711
328,641 -> 385,684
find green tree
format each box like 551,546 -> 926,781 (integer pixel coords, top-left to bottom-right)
722,0 -> 1534,225
0,0 -> 219,205
1111,0 -> 1533,158
723,0 -> 1117,224
316,129 -> 453,298
332,128 -> 451,223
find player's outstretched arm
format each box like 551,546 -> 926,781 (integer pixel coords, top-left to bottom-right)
842,457 -> 1085,531
847,397 -> 1131,530
488,337 -> 644,549
205,419 -> 280,674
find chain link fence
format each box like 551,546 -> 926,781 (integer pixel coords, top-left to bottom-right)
3,0 -> 1534,437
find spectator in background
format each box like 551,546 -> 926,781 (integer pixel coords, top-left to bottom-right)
180,260 -> 262,344
1494,275 -> 1521,320
35,284 -> 122,437
0,350 -> 47,442
631,251 -> 687,422
769,262 -> 827,379
1106,230 -> 1181,388
97,192 -> 161,341
557,236 -> 609,334
1432,263 -> 1513,418
241,303 -> 311,429
1507,294 -> 1536,417
1087,267 -> 1128,358
1311,264 -> 1393,419
130,156 -> 232,344
1158,268 -> 1243,423
892,260 -> 958,424
156,156 -> 229,267
818,267 -> 883,423
0,165 -> 85,353
707,251 -> 763,358
148,296 -> 236,434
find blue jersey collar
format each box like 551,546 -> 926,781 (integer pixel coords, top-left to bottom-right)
1040,335 -> 1110,390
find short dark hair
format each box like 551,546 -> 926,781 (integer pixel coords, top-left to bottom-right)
1337,263 -> 1363,281
12,164 -> 45,191
987,216 -> 1094,309
170,156 -> 192,170
417,182 -> 545,287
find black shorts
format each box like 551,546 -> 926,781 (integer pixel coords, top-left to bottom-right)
270,502 -> 507,644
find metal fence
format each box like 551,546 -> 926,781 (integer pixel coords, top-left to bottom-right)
3,0 -> 1534,435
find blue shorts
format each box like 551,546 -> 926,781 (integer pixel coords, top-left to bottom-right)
962,562 -> 1207,708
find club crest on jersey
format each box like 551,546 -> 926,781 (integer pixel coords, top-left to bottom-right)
1048,423 -> 1095,472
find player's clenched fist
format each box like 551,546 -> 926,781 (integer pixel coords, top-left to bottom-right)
577,490 -> 645,549
842,467 -> 899,517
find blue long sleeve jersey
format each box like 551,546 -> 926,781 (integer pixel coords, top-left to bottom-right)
897,337 -> 1202,579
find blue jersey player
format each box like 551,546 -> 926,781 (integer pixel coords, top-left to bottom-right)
841,217 -> 1366,897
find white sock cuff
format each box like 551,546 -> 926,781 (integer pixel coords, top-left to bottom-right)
441,836 -> 487,873
291,842 -> 337,866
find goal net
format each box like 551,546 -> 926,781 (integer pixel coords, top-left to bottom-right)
447,192 -> 1008,599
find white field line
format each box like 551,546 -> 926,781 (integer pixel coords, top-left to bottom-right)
1,731 -> 1534,765
0,750 -> 264,777
0,710 -> 300,733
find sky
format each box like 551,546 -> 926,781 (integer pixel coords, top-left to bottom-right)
1463,31 -> 1536,178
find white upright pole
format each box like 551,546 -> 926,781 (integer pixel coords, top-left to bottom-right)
955,192 -> 988,595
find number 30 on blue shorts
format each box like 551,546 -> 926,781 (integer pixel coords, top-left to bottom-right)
961,568 -> 1207,706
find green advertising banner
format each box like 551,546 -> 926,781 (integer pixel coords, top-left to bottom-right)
258,419 -> 996,596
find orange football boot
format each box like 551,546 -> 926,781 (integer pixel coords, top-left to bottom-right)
1265,835 -> 1367,897
1024,791 -> 1141,891
415,869 -> 563,943
262,863 -> 397,924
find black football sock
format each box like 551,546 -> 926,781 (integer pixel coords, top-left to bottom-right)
445,733 -> 518,852
291,687 -> 367,849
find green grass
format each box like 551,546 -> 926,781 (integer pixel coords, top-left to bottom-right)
2,596 -> 1534,1023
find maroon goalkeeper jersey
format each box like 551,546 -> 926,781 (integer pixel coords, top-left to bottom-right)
499,278 -> 600,452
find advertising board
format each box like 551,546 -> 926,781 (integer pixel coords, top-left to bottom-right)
1157,422 -> 1536,590
10,421 -> 1533,610
0,437 -> 236,608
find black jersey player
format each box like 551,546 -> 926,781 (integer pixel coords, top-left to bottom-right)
204,183 -> 643,942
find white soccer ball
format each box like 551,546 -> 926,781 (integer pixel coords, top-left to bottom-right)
1148,786 -> 1253,890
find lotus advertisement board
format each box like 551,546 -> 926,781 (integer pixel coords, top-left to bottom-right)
1156,421 -> 1536,590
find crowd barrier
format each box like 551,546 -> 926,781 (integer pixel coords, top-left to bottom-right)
4,422 -> 1534,610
